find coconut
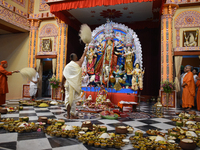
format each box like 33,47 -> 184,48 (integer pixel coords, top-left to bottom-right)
57,119 -> 65,125
170,132 -> 179,137
100,126 -> 107,132
135,130 -> 143,136
23,117 -> 29,122
176,121 -> 183,127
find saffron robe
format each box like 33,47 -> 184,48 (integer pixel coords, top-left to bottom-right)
0,65 -> 12,105
182,71 -> 195,108
196,73 -> 200,111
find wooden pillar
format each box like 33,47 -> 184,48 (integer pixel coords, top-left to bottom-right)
56,19 -> 68,81
28,19 -> 41,68
161,4 -> 178,83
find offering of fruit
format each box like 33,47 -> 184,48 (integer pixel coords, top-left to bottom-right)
176,121 -> 183,127
57,119 -> 65,125
23,117 -> 29,122
100,126 -> 107,132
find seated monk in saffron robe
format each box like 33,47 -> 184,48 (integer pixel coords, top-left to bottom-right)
182,65 -> 195,111
0,60 -> 19,105
196,73 -> 200,111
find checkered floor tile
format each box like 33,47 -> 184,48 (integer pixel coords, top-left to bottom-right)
1,100 -> 200,150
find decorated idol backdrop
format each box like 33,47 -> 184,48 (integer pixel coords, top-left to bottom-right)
82,20 -> 144,91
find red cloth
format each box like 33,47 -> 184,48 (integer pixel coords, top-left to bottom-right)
182,71 -> 195,108
50,0 -> 154,12
0,65 -> 12,95
0,60 -> 7,65
0,94 -> 6,105
196,73 -> 200,111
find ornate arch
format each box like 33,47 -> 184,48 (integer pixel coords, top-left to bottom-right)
39,23 -> 58,53
39,23 -> 58,37
175,10 -> 200,28
174,10 -> 200,48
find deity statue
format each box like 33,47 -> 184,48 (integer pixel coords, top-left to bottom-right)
94,72 -> 101,86
113,65 -> 125,91
131,63 -> 144,91
124,46 -> 134,86
81,67 -> 89,87
87,43 -> 97,75
96,85 -> 108,104
184,31 -> 198,47
42,39 -> 51,52
124,32 -> 135,87
114,40 -> 124,67
94,20 -> 115,87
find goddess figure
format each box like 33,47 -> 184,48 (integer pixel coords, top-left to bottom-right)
123,31 -> 135,87
81,66 -> 89,87
184,32 -> 198,47
96,85 -> 108,104
87,44 -> 97,75
131,63 -> 144,91
114,40 -> 124,67
113,65 -> 125,91
124,46 -> 134,86
94,20 -> 116,87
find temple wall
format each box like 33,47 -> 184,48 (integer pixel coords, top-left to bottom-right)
3,0 -> 28,13
34,0 -> 50,14
0,33 -> 29,100
172,6 -> 200,49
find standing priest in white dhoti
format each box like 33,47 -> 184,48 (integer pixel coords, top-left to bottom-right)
61,47 -> 88,119
29,68 -> 39,101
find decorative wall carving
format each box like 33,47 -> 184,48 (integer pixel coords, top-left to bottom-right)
0,5 -> 29,31
175,10 -> 200,28
28,0 -> 34,14
174,10 -> 200,50
12,0 -> 25,8
38,23 -> 58,55
39,0 -> 50,11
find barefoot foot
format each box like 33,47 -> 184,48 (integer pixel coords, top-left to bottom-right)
71,115 -> 79,119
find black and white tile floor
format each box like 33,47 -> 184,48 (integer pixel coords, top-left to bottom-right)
1,100 -> 200,150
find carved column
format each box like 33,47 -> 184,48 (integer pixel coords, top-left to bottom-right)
56,19 -> 68,80
28,19 -> 41,68
161,4 -> 178,83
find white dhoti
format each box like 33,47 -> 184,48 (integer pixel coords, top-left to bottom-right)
64,80 -> 81,115
63,61 -> 82,116
29,85 -> 37,96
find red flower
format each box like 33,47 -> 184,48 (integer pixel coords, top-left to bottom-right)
100,9 -> 122,19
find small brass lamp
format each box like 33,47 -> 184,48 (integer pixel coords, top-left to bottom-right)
152,97 -> 164,118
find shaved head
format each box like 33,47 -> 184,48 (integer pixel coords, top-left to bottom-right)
185,65 -> 192,72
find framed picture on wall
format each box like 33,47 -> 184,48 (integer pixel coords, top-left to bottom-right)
42,39 -> 52,52
183,30 -> 198,47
